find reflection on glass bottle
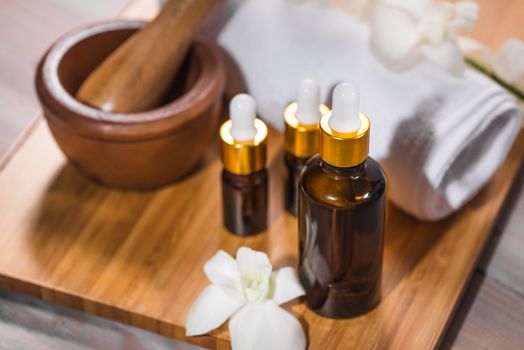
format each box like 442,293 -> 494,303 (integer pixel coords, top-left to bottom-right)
284,152 -> 309,216
298,83 -> 387,318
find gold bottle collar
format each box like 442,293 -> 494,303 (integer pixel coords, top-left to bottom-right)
284,102 -> 330,158
220,118 -> 268,175
320,111 -> 370,168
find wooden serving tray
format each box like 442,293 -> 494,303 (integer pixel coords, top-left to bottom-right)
0,115 -> 523,349
1,1 -> 524,348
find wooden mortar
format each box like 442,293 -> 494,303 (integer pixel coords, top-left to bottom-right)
35,21 -> 225,189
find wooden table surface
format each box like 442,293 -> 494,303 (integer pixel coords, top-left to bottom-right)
0,0 -> 524,349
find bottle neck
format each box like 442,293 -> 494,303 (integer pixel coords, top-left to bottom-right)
320,157 -> 367,178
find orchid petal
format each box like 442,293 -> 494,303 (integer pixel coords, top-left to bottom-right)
493,38 -> 524,85
270,267 -> 305,305
326,0 -> 378,20
421,39 -> 465,76
417,3 -> 453,45
450,1 -> 479,31
204,250 -> 238,288
457,36 -> 494,69
236,247 -> 272,278
384,0 -> 431,18
229,300 -> 306,350
370,4 -> 422,72
457,36 -> 491,57
185,285 -> 243,336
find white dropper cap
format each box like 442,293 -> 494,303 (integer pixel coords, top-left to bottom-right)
296,78 -> 322,125
329,82 -> 361,133
230,93 -> 257,141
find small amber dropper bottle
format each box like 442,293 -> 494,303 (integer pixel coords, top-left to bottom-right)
284,78 -> 330,216
220,94 -> 269,236
298,83 -> 387,318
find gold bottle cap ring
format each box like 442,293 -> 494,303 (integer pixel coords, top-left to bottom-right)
220,118 -> 268,175
320,111 -> 370,168
284,102 -> 330,158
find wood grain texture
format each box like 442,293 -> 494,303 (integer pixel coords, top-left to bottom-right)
0,115 -> 523,349
0,288 -> 202,350
484,174 -> 524,295
468,0 -> 524,50
442,274 -> 524,350
0,0 -> 126,155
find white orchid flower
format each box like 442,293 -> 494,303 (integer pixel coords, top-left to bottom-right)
492,38 -> 524,86
185,247 -> 306,350
458,36 -> 524,99
325,0 -> 380,20
369,0 -> 479,75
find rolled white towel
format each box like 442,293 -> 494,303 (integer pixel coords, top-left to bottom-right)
218,0 -> 522,221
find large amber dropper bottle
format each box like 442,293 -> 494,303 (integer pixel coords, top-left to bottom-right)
220,94 -> 268,236
284,78 -> 329,216
298,82 -> 387,318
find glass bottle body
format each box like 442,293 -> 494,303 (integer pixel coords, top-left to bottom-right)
298,154 -> 387,318
222,168 -> 268,236
284,151 -> 310,217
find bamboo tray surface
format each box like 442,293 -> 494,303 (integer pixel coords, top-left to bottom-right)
1,2 -> 524,349
0,116 -> 523,350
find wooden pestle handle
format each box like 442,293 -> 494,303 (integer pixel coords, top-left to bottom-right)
75,0 -> 223,113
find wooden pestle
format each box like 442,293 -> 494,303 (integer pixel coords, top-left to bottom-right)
75,0 -> 222,113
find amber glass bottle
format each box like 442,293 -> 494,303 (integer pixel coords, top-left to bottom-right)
222,168 -> 268,235
284,79 -> 329,216
220,94 -> 268,236
298,83 -> 387,318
